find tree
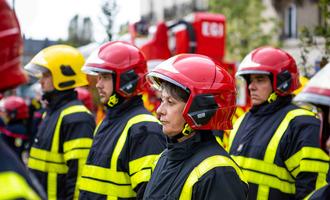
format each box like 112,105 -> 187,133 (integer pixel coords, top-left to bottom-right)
209,0 -> 280,61
67,14 -> 94,47
100,0 -> 118,41
299,0 -> 330,74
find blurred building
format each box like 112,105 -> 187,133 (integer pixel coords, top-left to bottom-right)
22,36 -> 57,66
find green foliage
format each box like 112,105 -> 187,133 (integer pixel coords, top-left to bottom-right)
209,0 -> 280,61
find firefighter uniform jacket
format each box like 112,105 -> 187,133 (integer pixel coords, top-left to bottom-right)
78,96 -> 166,199
143,131 -> 249,200
308,183 -> 330,199
0,137 -> 45,200
28,91 -> 96,200
228,96 -> 330,200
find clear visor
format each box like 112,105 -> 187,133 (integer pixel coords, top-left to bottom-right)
24,63 -> 49,78
147,72 -> 189,92
236,70 -> 270,77
81,65 -> 113,76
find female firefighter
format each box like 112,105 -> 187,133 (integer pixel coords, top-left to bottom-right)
143,54 -> 248,199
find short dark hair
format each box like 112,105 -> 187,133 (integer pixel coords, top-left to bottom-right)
160,81 -> 190,102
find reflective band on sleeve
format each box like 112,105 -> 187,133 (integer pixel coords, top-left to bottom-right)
78,176 -> 136,198
30,147 -> 64,163
130,169 -> 152,189
63,138 -> 93,153
129,154 -> 159,175
28,157 -> 68,174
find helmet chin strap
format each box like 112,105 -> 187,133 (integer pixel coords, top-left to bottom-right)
107,93 -> 119,107
171,123 -> 194,142
267,92 -> 278,103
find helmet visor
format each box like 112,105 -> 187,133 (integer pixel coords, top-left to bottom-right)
82,65 -> 114,75
147,71 -> 189,93
24,63 -> 49,78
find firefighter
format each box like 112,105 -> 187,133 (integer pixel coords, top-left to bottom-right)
228,47 -> 329,199
78,41 -> 166,199
1,96 -> 29,159
0,0 -> 45,199
294,63 -> 330,199
143,54 -> 248,199
24,45 -> 96,200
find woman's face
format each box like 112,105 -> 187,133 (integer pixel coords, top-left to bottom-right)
156,88 -> 187,137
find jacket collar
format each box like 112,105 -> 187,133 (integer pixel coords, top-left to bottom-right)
105,95 -> 143,119
167,130 -> 213,161
43,89 -> 77,112
250,95 -> 293,116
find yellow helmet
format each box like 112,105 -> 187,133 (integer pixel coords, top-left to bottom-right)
293,76 -> 309,95
24,44 -> 88,91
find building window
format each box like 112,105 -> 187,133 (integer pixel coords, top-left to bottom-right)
284,3 -> 297,38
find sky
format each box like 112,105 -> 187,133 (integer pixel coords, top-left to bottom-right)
10,0 -> 140,42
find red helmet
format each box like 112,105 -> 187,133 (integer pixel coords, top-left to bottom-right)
147,54 -> 236,130
294,63 -> 330,106
75,87 -> 94,111
0,0 -> 27,92
236,46 -> 300,96
3,96 -> 29,120
82,41 -> 147,98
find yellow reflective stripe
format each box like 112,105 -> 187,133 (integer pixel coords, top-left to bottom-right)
63,138 -> 93,152
30,147 -> 64,163
79,177 -> 136,198
48,172 -> 57,200
64,149 -> 90,161
242,169 -> 295,194
111,114 -> 159,169
236,107 -> 246,118
129,154 -> 158,175
80,114 -> 159,197
51,105 -> 91,152
81,165 -> 131,184
107,196 -> 117,200
130,169 -> 152,189
227,113 -> 246,152
316,173 -> 328,190
0,172 -> 40,200
179,155 -> 247,200
300,157 -> 329,173
264,109 -> 315,163
74,159 -> 85,200
215,135 -> 224,148
285,147 -> 329,172
94,119 -> 103,136
232,156 -> 294,182
259,109 -> 315,199
28,157 -> 68,173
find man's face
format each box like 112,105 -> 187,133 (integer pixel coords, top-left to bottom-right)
248,74 -> 273,106
39,71 -> 55,93
96,73 -> 114,104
